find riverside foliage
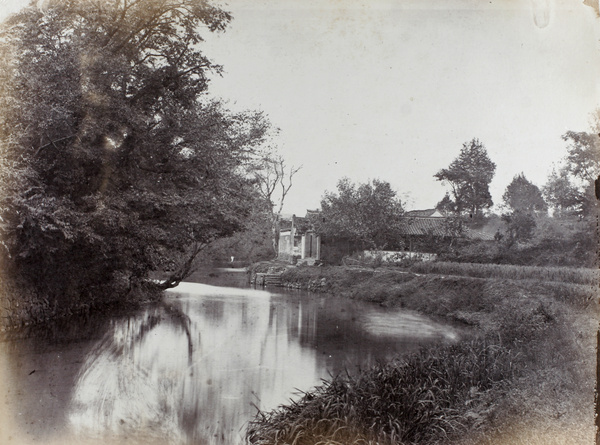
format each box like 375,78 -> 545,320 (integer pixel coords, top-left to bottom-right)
0,1 -> 269,308
248,339 -> 518,445
247,265 -> 596,444
409,260 -> 599,286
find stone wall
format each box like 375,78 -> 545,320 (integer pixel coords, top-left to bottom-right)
363,250 -> 438,263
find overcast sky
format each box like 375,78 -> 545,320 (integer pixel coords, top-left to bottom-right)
1,0 -> 599,214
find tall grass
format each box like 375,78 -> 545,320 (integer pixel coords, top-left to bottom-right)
409,261 -> 599,286
247,340 -> 518,445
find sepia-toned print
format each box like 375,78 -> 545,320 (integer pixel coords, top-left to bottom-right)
0,1 -> 598,444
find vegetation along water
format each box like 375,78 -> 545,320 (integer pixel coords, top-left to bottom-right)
0,1 -> 598,445
245,262 -> 598,445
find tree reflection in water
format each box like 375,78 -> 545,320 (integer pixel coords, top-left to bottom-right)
66,283 -> 456,445
67,286 -> 321,445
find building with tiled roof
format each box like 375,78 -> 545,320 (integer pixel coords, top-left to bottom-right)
401,213 -> 493,240
278,208 -> 494,264
401,216 -> 450,237
404,209 -> 446,218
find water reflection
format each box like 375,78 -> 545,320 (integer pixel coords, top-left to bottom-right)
65,282 -> 455,445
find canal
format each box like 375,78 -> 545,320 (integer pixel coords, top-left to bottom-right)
0,269 -> 457,445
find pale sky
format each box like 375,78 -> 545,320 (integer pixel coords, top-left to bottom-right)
1,0 -> 599,214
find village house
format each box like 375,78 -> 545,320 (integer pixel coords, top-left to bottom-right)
277,212 -> 321,265
277,208 -> 493,265
400,208 -> 493,252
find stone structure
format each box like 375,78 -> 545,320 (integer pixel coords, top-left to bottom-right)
277,213 -> 321,265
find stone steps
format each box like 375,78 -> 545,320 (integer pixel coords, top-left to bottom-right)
253,273 -> 282,287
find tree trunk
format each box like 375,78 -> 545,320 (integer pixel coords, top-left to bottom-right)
271,214 -> 280,256
158,243 -> 205,289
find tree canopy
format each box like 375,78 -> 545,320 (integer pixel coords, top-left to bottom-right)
0,0 -> 270,302
562,130 -> 600,184
315,178 -> 405,249
502,174 -> 547,214
434,139 -> 496,217
543,130 -> 600,217
436,192 -> 456,214
502,211 -> 537,245
543,168 -> 583,216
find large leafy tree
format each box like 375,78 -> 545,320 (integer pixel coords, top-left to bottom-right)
0,0 -> 269,303
502,211 -> 537,245
543,167 -> 582,215
562,130 -> 600,184
435,192 -> 456,214
543,130 -> 600,217
501,174 -> 546,246
434,138 -> 496,217
315,178 -> 405,249
202,206 -> 274,265
502,173 -> 547,214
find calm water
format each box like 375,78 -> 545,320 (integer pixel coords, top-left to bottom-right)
1,270 -> 457,445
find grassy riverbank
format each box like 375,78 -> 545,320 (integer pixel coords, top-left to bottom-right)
246,264 -> 598,444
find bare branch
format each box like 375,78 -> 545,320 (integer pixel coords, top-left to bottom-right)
252,152 -> 302,254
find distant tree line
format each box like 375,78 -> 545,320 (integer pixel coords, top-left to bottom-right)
303,130 -> 598,267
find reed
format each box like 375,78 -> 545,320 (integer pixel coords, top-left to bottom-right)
247,339 -> 518,445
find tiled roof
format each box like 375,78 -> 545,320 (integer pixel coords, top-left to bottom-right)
279,210 -> 494,241
400,217 -> 494,240
401,217 -> 450,236
278,214 -> 314,233
405,209 -> 447,218
405,209 -> 438,217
